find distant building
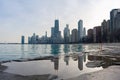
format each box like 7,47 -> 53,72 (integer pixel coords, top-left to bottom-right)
31,33 -> 37,44
78,20 -> 83,42
40,32 -> 48,43
101,20 -> 107,42
21,36 -> 25,44
110,9 -> 120,42
106,20 -> 110,42
69,34 -> 72,43
93,26 -> 101,43
51,27 -> 55,38
83,27 -> 86,37
51,19 -> 62,43
114,12 -> 120,41
71,29 -> 78,43
110,9 -> 120,33
64,24 -> 70,43
54,20 -> 59,34
101,19 -> 110,43
115,12 -> 120,30
28,37 -> 31,44
28,33 -> 40,44
87,29 -> 93,43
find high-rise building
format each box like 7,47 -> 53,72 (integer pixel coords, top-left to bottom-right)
93,26 -> 101,43
110,9 -> 120,33
28,37 -> 31,44
115,12 -> 120,30
87,29 -> 93,43
64,24 -> 70,43
83,27 -> 86,37
50,19 -> 62,43
54,20 -> 59,33
31,33 -> 37,44
78,20 -> 83,42
106,20 -> 110,42
71,29 -> 78,43
101,20 -> 107,42
21,36 -> 25,44
110,9 -> 120,42
51,27 -> 54,38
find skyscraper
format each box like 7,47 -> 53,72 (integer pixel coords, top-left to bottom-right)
110,9 -> 120,33
78,20 -> 83,42
87,29 -> 93,43
51,27 -> 55,38
110,9 -> 120,42
64,24 -> 70,43
50,19 -> 62,43
101,20 -> 107,42
83,27 -> 86,37
31,33 -> 37,44
115,12 -> 120,30
21,36 -> 25,44
54,20 -> 59,33
28,37 -> 31,44
93,26 -> 101,43
71,29 -> 78,43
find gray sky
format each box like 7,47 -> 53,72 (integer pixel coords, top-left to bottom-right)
0,0 -> 120,43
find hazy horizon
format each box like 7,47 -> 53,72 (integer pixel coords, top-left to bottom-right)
0,0 -> 120,43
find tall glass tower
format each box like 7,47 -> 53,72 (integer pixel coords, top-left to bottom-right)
110,9 -> 120,33
21,36 -> 25,44
51,19 -> 62,43
78,20 -> 83,42
54,20 -> 59,35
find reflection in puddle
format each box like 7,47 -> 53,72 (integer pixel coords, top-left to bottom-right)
4,53 -> 102,79
87,54 -> 120,68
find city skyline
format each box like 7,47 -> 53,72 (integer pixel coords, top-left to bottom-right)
0,0 -> 120,43
28,19 -> 85,44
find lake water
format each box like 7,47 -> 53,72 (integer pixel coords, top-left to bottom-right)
0,44 -> 103,79
0,44 -> 101,61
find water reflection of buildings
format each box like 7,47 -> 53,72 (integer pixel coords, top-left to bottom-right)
51,44 -> 61,55
64,56 -> 69,65
21,45 -> 25,59
63,44 -> 70,53
64,44 -> 70,65
50,44 -> 60,71
50,44 -> 86,71
87,55 -> 115,68
71,44 -> 83,52
83,53 -> 87,62
78,55 -> 83,70
54,58 -> 59,71
50,54 -> 88,73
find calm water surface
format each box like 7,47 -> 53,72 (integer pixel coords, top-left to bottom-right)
0,44 -> 100,61
0,44 -> 102,79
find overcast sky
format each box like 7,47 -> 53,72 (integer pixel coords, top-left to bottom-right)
0,0 -> 120,43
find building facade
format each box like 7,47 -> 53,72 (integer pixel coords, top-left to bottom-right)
110,9 -> 120,33
21,36 -> 25,44
93,26 -> 101,43
78,20 -> 83,42
64,24 -> 70,43
71,29 -> 78,43
51,19 -> 62,43
87,29 -> 93,43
